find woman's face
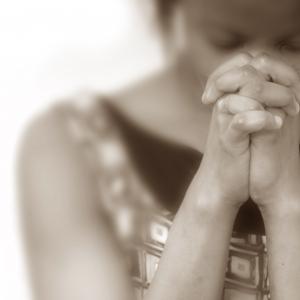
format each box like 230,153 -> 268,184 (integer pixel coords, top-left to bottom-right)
180,0 -> 300,78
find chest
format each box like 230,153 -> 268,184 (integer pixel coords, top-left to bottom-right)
65,98 -> 270,299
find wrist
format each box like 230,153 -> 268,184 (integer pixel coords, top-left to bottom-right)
260,193 -> 300,222
257,170 -> 300,214
183,170 -> 241,222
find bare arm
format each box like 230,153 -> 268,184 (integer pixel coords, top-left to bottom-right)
262,200 -> 300,300
249,54 -> 300,300
145,173 -> 239,300
202,51 -> 300,300
19,53 -> 261,300
18,110 -> 134,300
19,106 -> 242,300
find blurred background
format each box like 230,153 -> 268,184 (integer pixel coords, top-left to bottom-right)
0,0 -> 164,298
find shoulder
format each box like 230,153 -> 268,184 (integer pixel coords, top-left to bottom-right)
19,101 -> 82,171
18,93 -> 132,208
19,104 -> 70,167
19,93 -> 108,164
17,95 -> 117,245
18,94 -> 111,204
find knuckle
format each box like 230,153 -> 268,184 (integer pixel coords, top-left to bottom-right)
243,79 -> 263,97
237,52 -> 252,64
250,100 -> 262,110
287,89 -> 296,102
240,65 -> 257,78
257,52 -> 270,64
252,53 -> 270,68
232,114 -> 245,127
216,98 -> 225,112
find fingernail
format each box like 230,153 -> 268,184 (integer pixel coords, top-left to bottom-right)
274,116 -> 283,128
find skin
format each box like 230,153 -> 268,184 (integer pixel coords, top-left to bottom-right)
202,52 -> 300,300
18,0 -> 300,299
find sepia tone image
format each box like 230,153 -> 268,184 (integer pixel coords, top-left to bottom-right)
4,0 -> 300,299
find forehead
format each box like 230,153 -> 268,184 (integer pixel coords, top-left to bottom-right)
183,0 -> 300,38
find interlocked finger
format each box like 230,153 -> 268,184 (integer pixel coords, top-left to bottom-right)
240,81 -> 299,116
217,95 -> 264,114
202,53 -> 253,103
226,110 -> 283,144
204,65 -> 263,104
203,62 -> 299,116
251,53 -> 300,104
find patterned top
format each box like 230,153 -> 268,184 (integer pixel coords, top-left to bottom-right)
57,93 -> 271,300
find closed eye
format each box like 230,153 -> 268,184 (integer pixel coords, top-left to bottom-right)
200,24 -> 247,52
276,39 -> 300,53
211,37 -> 245,51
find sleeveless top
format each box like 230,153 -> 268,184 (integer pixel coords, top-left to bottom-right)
57,93 -> 271,300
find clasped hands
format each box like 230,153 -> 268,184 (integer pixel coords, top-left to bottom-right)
199,53 -> 300,214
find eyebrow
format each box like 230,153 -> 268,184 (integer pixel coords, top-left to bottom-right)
275,30 -> 300,42
198,18 -> 250,36
200,23 -> 250,41
199,16 -> 300,42
204,24 -> 300,44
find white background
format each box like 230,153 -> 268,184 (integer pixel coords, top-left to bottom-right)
0,1 -> 164,298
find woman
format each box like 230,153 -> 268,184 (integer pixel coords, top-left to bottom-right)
19,0 -> 300,299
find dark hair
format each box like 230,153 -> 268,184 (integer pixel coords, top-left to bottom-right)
155,0 -> 178,30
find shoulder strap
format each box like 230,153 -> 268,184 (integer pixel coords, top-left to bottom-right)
55,93 -> 161,235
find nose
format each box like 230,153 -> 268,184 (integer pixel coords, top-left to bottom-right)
247,49 -> 262,57
243,43 -> 276,58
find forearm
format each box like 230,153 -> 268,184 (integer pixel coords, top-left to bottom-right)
145,173 -> 239,300
262,199 -> 300,300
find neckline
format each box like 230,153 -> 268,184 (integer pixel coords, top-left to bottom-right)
101,98 -> 266,235
103,99 -> 204,158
